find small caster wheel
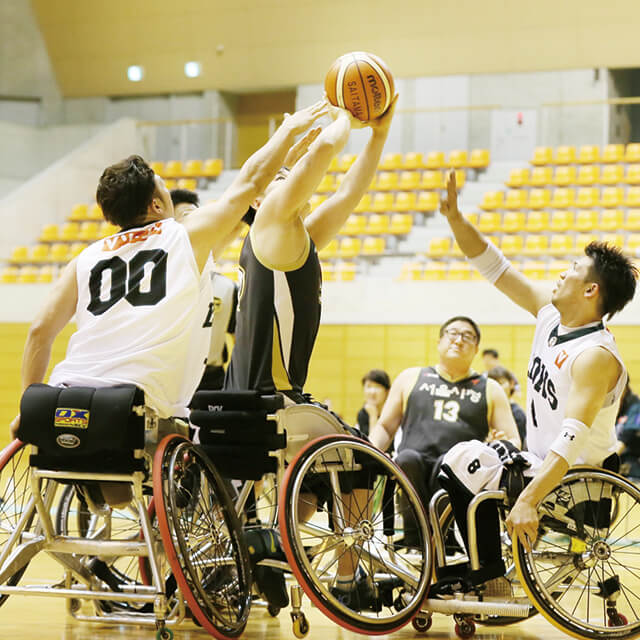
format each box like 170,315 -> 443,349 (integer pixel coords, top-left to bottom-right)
412,615 -> 432,632
455,619 -> 476,639
609,613 -> 628,626
292,614 -> 309,638
267,604 -> 281,617
156,628 -> 173,640
69,598 -> 81,614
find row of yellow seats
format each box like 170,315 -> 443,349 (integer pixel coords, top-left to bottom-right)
321,262 -> 358,282
319,237 -> 387,259
311,191 -> 440,214
1,265 -> 59,284
329,150 -> 489,173
473,209 -> 640,233
507,164 -> 640,188
149,159 -> 223,179
531,144 -> 640,166
338,213 -> 413,236
428,233 -> 640,258
316,169 -> 465,193
39,221 -> 119,243
10,242 -> 88,264
480,186 -> 640,211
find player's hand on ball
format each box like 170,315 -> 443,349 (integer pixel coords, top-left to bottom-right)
440,169 -> 461,220
505,498 -> 539,552
284,100 -> 330,134
369,94 -> 398,135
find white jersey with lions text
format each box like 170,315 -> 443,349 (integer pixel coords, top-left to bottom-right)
50,218 -> 213,418
525,304 -> 626,467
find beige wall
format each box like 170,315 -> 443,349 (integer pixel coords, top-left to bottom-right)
32,0 -> 640,98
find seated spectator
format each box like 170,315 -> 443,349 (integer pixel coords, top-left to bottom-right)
487,365 -> 527,448
356,369 -> 391,437
482,348 -> 500,372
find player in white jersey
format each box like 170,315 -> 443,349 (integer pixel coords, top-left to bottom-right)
435,170 -> 638,591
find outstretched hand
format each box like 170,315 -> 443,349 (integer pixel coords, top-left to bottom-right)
440,169 -> 461,220
369,94 -> 399,136
284,127 -> 322,169
283,100 -> 330,135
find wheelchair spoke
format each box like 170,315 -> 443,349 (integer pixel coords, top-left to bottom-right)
607,559 -> 640,621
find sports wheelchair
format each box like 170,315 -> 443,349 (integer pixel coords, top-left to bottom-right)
414,464 -> 640,639
0,383 -> 251,640
189,390 -> 433,636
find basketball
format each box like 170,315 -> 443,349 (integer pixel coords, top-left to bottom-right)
324,52 -> 394,122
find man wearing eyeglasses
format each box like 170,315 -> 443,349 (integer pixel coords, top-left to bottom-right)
370,315 -> 520,544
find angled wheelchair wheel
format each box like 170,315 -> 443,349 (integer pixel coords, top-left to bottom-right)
153,435 -> 251,639
0,440 -> 36,607
514,468 -> 640,639
279,435 -> 432,635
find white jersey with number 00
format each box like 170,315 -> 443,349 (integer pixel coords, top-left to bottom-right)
49,218 -> 213,418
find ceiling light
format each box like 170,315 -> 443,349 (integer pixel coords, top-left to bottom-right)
127,65 -> 144,82
184,61 -> 201,78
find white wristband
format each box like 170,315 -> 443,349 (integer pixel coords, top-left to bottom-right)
549,418 -> 590,466
468,242 -> 510,284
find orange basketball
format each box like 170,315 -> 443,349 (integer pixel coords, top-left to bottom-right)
324,52 -> 394,122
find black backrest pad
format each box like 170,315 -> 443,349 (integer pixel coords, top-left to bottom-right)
190,390 -> 284,412
18,383 -> 145,455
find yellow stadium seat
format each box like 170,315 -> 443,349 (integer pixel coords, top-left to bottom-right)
576,165 -> 600,186
465,212 -> 479,226
447,150 -> 468,168
525,210 -> 550,232
625,209 -> 640,231
320,261 -> 335,281
599,209 -> 624,231
327,156 -> 339,173
353,193 -> 371,213
548,260 -> 570,280
575,188 -> 600,208
502,211 -> 525,233
530,167 -> 553,187
9,246 -> 28,264
400,261 -> 424,281
183,160 -> 203,177
379,152 -> 403,171
428,236 -> 451,257
531,147 -> 553,166
0,266 -> 19,283
454,170 -> 466,189
376,171 -> 399,191
626,187 -> 640,207
577,145 -> 600,164
163,161 -> 182,178
575,233 -> 599,254
78,222 -> 100,242
522,235 -> 549,257
575,210 -> 599,232
469,149 -> 490,169
450,240 -> 464,257
447,261 -> 471,280
527,189 -> 551,210
371,192 -> 394,213
339,237 -> 361,258
389,213 -> 413,235
87,204 -> 103,221
550,188 -> 575,209
338,154 -> 357,172
149,161 -> 164,175
17,266 -> 38,284
479,191 -> 504,210
478,212 -> 501,233
318,238 -> 338,260
600,187 -> 624,208
506,168 -> 529,188
500,235 -> 524,257
177,178 -> 197,190
425,151 -> 445,169
30,244 -> 50,262
626,164 -> 640,185
602,144 -> 625,164
69,203 -> 89,221
402,152 -> 425,170
554,145 -> 576,164
601,233 -> 624,248
367,175 -> 378,191
316,174 -> 335,193
423,261 -> 446,280
50,243 -> 70,262
625,143 -> 640,163
309,194 -> 327,211
69,242 -> 88,258
366,214 -> 390,235
549,235 -> 574,256
522,261 -> 547,279
164,179 -> 177,190
416,191 -> 439,212
600,165 -> 624,185
39,224 -> 59,243
99,222 -> 119,238
362,236 -> 386,255
553,166 -> 576,186
336,262 -> 357,281
549,210 -> 574,232
341,214 -> 367,236
421,171 -> 444,190
37,266 -> 55,284
398,171 -> 421,191
392,192 -> 417,212
203,158 -> 223,177
504,189 -> 528,210
626,234 -> 640,254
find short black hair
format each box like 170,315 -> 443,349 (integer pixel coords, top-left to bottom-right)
584,241 -> 638,320
361,369 -> 391,390
487,365 -> 516,386
170,188 -> 199,208
439,316 -> 481,343
96,155 -> 156,227
482,349 -> 499,359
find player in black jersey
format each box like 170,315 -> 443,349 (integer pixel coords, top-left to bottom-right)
370,316 -> 520,544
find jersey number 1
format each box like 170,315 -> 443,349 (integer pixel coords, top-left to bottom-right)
88,249 -> 167,316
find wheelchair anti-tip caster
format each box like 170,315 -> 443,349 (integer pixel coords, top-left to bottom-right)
412,613 -> 433,632
291,612 -> 309,638
454,614 -> 476,639
155,627 -> 173,640
267,604 -> 281,617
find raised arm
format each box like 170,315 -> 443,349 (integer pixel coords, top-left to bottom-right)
306,96 -> 397,250
440,171 -> 550,316
184,101 -> 328,270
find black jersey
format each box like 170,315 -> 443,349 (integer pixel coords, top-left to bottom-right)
398,366 -> 490,459
224,228 -> 321,395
